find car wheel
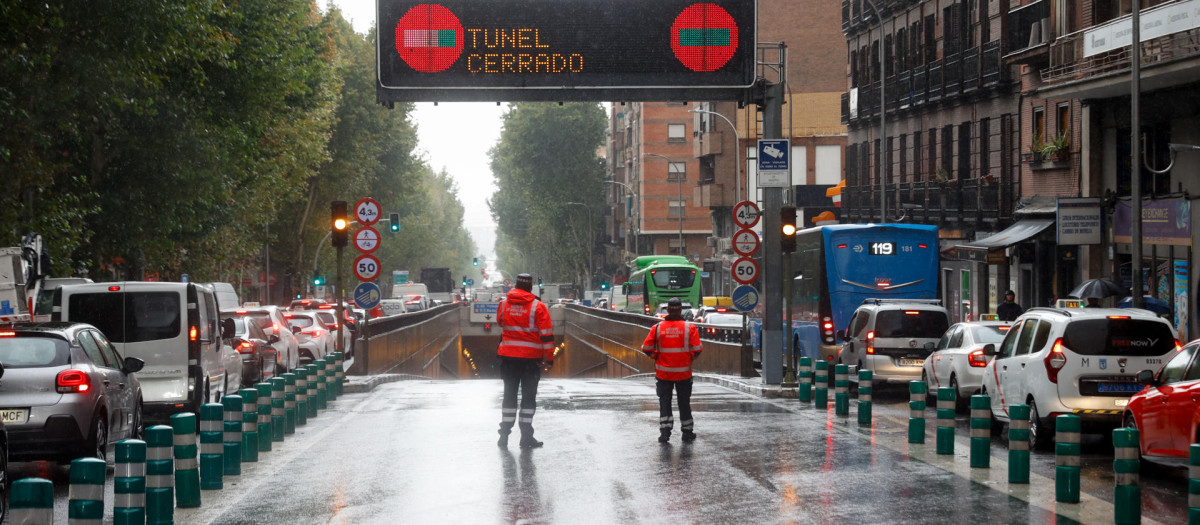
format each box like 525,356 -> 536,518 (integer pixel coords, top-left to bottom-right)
1028,400 -> 1053,451
981,387 -> 1005,436
922,371 -> 935,402
86,415 -> 109,463
132,400 -> 144,441
950,375 -> 967,413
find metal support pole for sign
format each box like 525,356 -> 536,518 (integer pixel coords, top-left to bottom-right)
1131,0 -> 1144,309
760,81 -> 785,385
781,254 -> 796,387
336,245 -> 345,353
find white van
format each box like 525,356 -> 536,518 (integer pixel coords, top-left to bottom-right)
206,282 -> 240,310
54,281 -> 234,421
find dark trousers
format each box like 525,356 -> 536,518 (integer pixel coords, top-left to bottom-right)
499,357 -> 542,438
656,378 -> 693,434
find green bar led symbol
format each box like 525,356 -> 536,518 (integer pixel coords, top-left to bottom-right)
679,28 -> 730,47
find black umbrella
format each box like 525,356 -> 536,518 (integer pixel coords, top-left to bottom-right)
1068,278 -> 1128,300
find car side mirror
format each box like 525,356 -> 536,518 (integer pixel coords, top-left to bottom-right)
220,318 -> 236,340
1135,369 -> 1156,385
268,334 -> 280,344
835,330 -> 846,341
123,357 -> 145,374
291,325 -> 303,334
982,343 -> 997,357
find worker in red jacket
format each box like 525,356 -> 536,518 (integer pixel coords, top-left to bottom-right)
641,298 -> 703,443
496,273 -> 556,448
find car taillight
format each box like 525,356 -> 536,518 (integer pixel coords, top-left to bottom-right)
0,331 -> 14,337
1045,338 -> 1066,383
272,322 -> 282,333
189,326 -> 197,341
56,369 -> 91,393
968,349 -> 988,368
302,328 -> 325,338
866,331 -> 875,354
1175,339 -> 1183,352
821,317 -> 834,343
237,342 -> 255,354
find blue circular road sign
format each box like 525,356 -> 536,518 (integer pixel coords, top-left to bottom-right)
731,285 -> 759,312
353,282 -> 383,310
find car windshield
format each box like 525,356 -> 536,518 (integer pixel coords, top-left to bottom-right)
874,310 -> 950,339
316,312 -> 336,324
0,336 -> 70,367
705,313 -> 744,325
1061,319 -> 1178,356
69,291 -> 181,343
971,325 -> 1010,344
287,316 -> 315,329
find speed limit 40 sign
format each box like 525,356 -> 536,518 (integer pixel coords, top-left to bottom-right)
731,256 -> 759,285
353,254 -> 381,282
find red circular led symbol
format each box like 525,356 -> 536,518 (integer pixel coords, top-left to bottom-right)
395,4 -> 465,73
670,3 -> 739,72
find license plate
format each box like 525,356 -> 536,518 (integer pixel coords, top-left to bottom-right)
0,408 -> 29,424
1097,382 -> 1143,393
899,358 -> 924,367
1115,399 -> 1129,407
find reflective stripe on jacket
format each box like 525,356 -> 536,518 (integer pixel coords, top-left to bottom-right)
641,319 -> 703,380
497,289 -> 555,360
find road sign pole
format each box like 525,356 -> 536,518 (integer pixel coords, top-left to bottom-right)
336,245 -> 344,354
760,81 -> 785,385
781,254 -> 796,387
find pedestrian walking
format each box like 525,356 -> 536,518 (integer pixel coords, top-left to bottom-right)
996,289 -> 1024,321
496,273 -> 556,449
641,298 -> 703,443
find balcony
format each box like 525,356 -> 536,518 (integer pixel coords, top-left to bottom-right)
843,176 -> 1016,224
693,130 -> 723,157
981,41 -> 1003,86
1005,0 -> 1050,61
1042,13 -> 1200,87
841,92 -> 851,124
885,75 -> 900,111
927,59 -> 943,101
912,66 -> 927,104
962,47 -> 980,92
944,53 -> 962,95
897,70 -> 911,108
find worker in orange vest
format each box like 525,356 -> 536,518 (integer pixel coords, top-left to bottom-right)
496,273 -> 556,448
641,298 -> 703,443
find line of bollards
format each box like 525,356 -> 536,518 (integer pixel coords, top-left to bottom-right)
6,354 -> 347,524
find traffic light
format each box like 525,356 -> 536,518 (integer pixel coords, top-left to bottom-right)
472,257 -> 478,266
781,205 -> 797,253
600,281 -> 609,290
389,213 -> 400,232
313,275 -> 324,286
462,275 -> 468,286
331,200 -> 349,248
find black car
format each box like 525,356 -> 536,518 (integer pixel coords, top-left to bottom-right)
221,316 -> 275,387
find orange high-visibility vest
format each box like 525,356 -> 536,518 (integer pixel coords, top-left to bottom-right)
641,319 -> 703,380
497,290 -> 555,361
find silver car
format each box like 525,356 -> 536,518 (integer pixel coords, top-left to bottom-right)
0,322 -> 144,463
284,312 -> 333,365
224,306 -> 299,377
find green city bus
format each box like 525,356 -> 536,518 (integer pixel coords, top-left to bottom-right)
622,255 -> 701,315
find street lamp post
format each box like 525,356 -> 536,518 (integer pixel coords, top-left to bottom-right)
687,108 -> 741,205
643,153 -> 685,257
863,0 -> 887,224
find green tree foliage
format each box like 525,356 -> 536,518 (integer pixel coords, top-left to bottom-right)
489,103 -> 607,287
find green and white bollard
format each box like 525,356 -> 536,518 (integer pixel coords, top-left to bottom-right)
908,380 -> 927,444
221,395 -> 243,476
145,425 -> 175,525
326,354 -> 339,401
69,457 -> 107,525
10,477 -> 54,524
1113,427 -> 1141,525
282,373 -> 297,434
1055,414 -> 1081,503
969,395 -> 991,468
834,364 -> 850,416
115,439 -> 147,525
335,352 -> 346,396
857,370 -> 873,426
269,377 -> 285,442
199,403 -> 224,490
255,382 -> 273,452
237,388 -> 259,462
314,360 -> 329,410
171,412 -> 200,508
813,360 -> 829,409
1189,444 -> 1200,525
935,387 -> 956,455
295,367 -> 310,425
797,357 -> 813,403
306,364 -> 321,417
1008,404 -> 1031,484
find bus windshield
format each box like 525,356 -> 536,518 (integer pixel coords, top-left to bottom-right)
650,269 -> 696,290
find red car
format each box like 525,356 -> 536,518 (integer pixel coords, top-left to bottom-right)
1123,338 -> 1200,464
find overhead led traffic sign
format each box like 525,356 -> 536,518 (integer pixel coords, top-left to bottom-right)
377,0 -> 756,103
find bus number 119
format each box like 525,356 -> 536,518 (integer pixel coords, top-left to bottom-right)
870,242 -> 895,255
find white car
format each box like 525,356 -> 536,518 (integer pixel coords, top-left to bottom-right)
921,321 -> 1011,410
223,306 -> 300,377
284,311 -> 334,365
837,299 -> 950,384
979,307 -> 1180,450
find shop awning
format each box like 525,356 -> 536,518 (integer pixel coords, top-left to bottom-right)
955,219 -> 1055,263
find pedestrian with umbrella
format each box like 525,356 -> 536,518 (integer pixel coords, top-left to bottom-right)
1068,278 -> 1128,302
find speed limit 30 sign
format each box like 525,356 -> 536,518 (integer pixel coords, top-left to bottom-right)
731,256 -> 758,285
353,254 -> 381,282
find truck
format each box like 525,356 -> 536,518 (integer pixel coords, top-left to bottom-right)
419,267 -> 456,305
0,233 -> 51,323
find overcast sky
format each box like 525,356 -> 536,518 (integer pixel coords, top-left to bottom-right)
331,1 -> 503,261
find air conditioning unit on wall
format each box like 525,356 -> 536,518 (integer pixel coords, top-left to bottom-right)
706,236 -> 718,247
716,238 -> 732,252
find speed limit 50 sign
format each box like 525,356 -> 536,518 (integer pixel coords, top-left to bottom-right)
353,254 -> 381,282
731,256 -> 758,285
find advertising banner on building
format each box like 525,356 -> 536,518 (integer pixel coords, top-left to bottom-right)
1057,197 -> 1102,245
1113,198 -> 1192,246
1175,260 -> 1189,338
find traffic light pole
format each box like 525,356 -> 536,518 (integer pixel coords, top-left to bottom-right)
336,245 -> 344,353
759,81 -> 785,385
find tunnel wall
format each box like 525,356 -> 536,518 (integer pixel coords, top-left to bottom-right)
354,304 -> 461,377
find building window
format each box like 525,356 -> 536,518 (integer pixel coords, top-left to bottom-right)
669,200 -> 685,217
913,131 -> 923,181
667,162 -> 686,181
668,124 -> 686,142
958,122 -> 971,179
1032,106 -> 1045,147
979,117 -> 990,177
669,238 -> 686,255
1056,102 -> 1070,145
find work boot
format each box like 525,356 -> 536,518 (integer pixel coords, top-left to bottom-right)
682,431 -> 696,442
498,431 -> 509,448
519,436 -> 543,449
658,430 -> 670,443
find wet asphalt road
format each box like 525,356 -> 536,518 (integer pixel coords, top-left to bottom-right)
8,377 -> 1188,524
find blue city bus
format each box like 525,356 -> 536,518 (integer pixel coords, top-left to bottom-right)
622,255 -> 702,315
750,223 -> 940,364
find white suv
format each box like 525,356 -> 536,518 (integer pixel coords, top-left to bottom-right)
979,307 -> 1179,450
838,299 -> 950,384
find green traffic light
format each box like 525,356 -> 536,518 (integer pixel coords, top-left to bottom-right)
472,258 -> 479,266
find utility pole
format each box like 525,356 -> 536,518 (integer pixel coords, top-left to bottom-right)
760,81 -> 786,385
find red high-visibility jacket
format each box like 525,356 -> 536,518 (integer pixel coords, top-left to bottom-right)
641,319 -> 703,380
497,289 -> 555,361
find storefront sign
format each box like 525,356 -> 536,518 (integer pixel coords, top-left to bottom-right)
1113,198 -> 1192,246
1057,197 -> 1102,245
1084,0 -> 1200,57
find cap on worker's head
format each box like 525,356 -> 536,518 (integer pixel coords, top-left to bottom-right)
516,273 -> 533,292
1005,289 -> 1015,296
667,298 -> 683,311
